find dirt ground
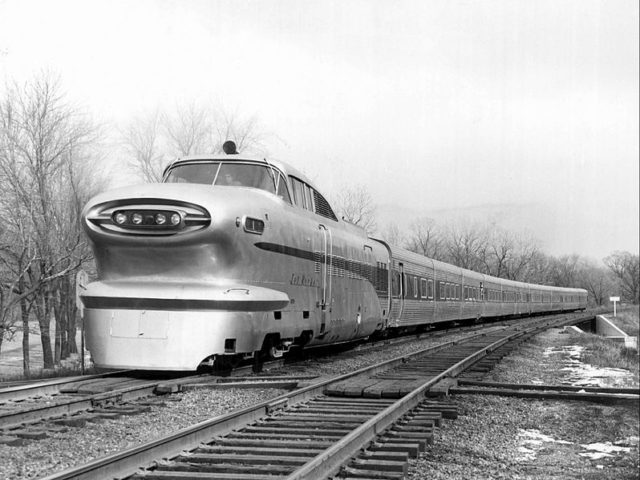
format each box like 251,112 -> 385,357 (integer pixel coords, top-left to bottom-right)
408,328 -> 640,479
0,322 -> 86,379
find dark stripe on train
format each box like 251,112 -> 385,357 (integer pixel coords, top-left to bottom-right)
254,241 -> 389,293
253,241 -> 316,261
82,296 -> 290,311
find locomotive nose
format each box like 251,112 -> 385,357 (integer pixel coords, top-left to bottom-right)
83,195 -> 211,238
82,183 -> 272,281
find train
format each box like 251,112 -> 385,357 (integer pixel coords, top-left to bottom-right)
80,141 -> 587,370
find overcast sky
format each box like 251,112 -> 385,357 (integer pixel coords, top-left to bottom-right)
0,0 -> 638,260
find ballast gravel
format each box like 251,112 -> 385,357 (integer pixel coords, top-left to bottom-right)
1,388 -> 288,479
0,331 -> 456,479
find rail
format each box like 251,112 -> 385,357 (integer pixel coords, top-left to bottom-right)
39,312 -> 591,480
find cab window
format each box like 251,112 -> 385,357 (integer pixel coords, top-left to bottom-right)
165,162 -> 220,184
276,173 -> 292,203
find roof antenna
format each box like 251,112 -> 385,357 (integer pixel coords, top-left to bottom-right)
223,140 -> 238,154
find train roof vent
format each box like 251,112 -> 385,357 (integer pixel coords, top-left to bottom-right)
313,190 -> 338,221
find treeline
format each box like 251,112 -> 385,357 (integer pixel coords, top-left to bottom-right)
335,192 -> 639,307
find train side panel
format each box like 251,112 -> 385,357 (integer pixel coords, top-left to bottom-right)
378,243 -> 588,330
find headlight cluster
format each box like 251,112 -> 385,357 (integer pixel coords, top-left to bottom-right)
112,210 -> 182,228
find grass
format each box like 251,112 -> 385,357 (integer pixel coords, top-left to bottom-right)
568,331 -> 639,382
0,358 -> 98,382
568,305 -> 639,381
608,305 -> 639,337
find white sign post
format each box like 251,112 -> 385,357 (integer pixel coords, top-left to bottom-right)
609,296 -> 620,317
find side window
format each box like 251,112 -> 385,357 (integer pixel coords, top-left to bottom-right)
288,176 -> 338,221
413,277 -> 418,298
427,279 -> 434,299
290,177 -> 305,208
391,271 -> 401,298
302,184 -> 314,212
421,279 -> 427,299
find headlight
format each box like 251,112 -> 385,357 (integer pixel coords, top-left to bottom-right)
110,209 -> 185,229
95,204 -> 210,235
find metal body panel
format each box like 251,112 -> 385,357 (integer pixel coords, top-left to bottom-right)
82,161 -> 389,370
84,308 -> 270,370
382,244 -> 587,329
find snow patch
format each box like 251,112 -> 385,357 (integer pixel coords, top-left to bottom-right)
516,429 -> 635,463
543,345 -> 634,387
515,429 -> 571,461
517,446 -> 537,461
579,441 -> 633,460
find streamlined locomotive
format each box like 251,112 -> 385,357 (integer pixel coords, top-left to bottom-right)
81,143 -> 587,370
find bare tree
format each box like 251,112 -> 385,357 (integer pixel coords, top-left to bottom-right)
123,103 -> 271,182
579,259 -> 615,306
378,222 -> 404,247
503,233 -> 541,281
211,109 -> 268,156
404,217 -> 445,260
604,251 -> 640,304
0,72 -> 101,371
477,227 -> 514,278
443,221 -> 488,271
333,184 -> 377,234
164,102 -> 211,156
518,250 -> 553,285
122,109 -> 165,182
550,254 -> 582,288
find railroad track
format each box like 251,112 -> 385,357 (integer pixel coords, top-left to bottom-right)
0,371 -> 208,432
0,370 -> 133,403
0,315 -> 516,430
39,312 -> 592,480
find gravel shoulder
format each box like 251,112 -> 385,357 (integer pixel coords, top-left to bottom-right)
408,327 -> 640,480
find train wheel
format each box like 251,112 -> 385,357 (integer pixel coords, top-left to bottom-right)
261,334 -> 282,360
217,354 -> 242,370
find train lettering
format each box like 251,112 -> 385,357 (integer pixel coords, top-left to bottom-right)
289,273 -> 319,288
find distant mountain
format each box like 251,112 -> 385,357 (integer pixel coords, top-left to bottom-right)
373,201 -> 610,261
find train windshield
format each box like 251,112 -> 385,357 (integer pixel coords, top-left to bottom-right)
165,162 -> 220,184
164,161 -> 280,196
